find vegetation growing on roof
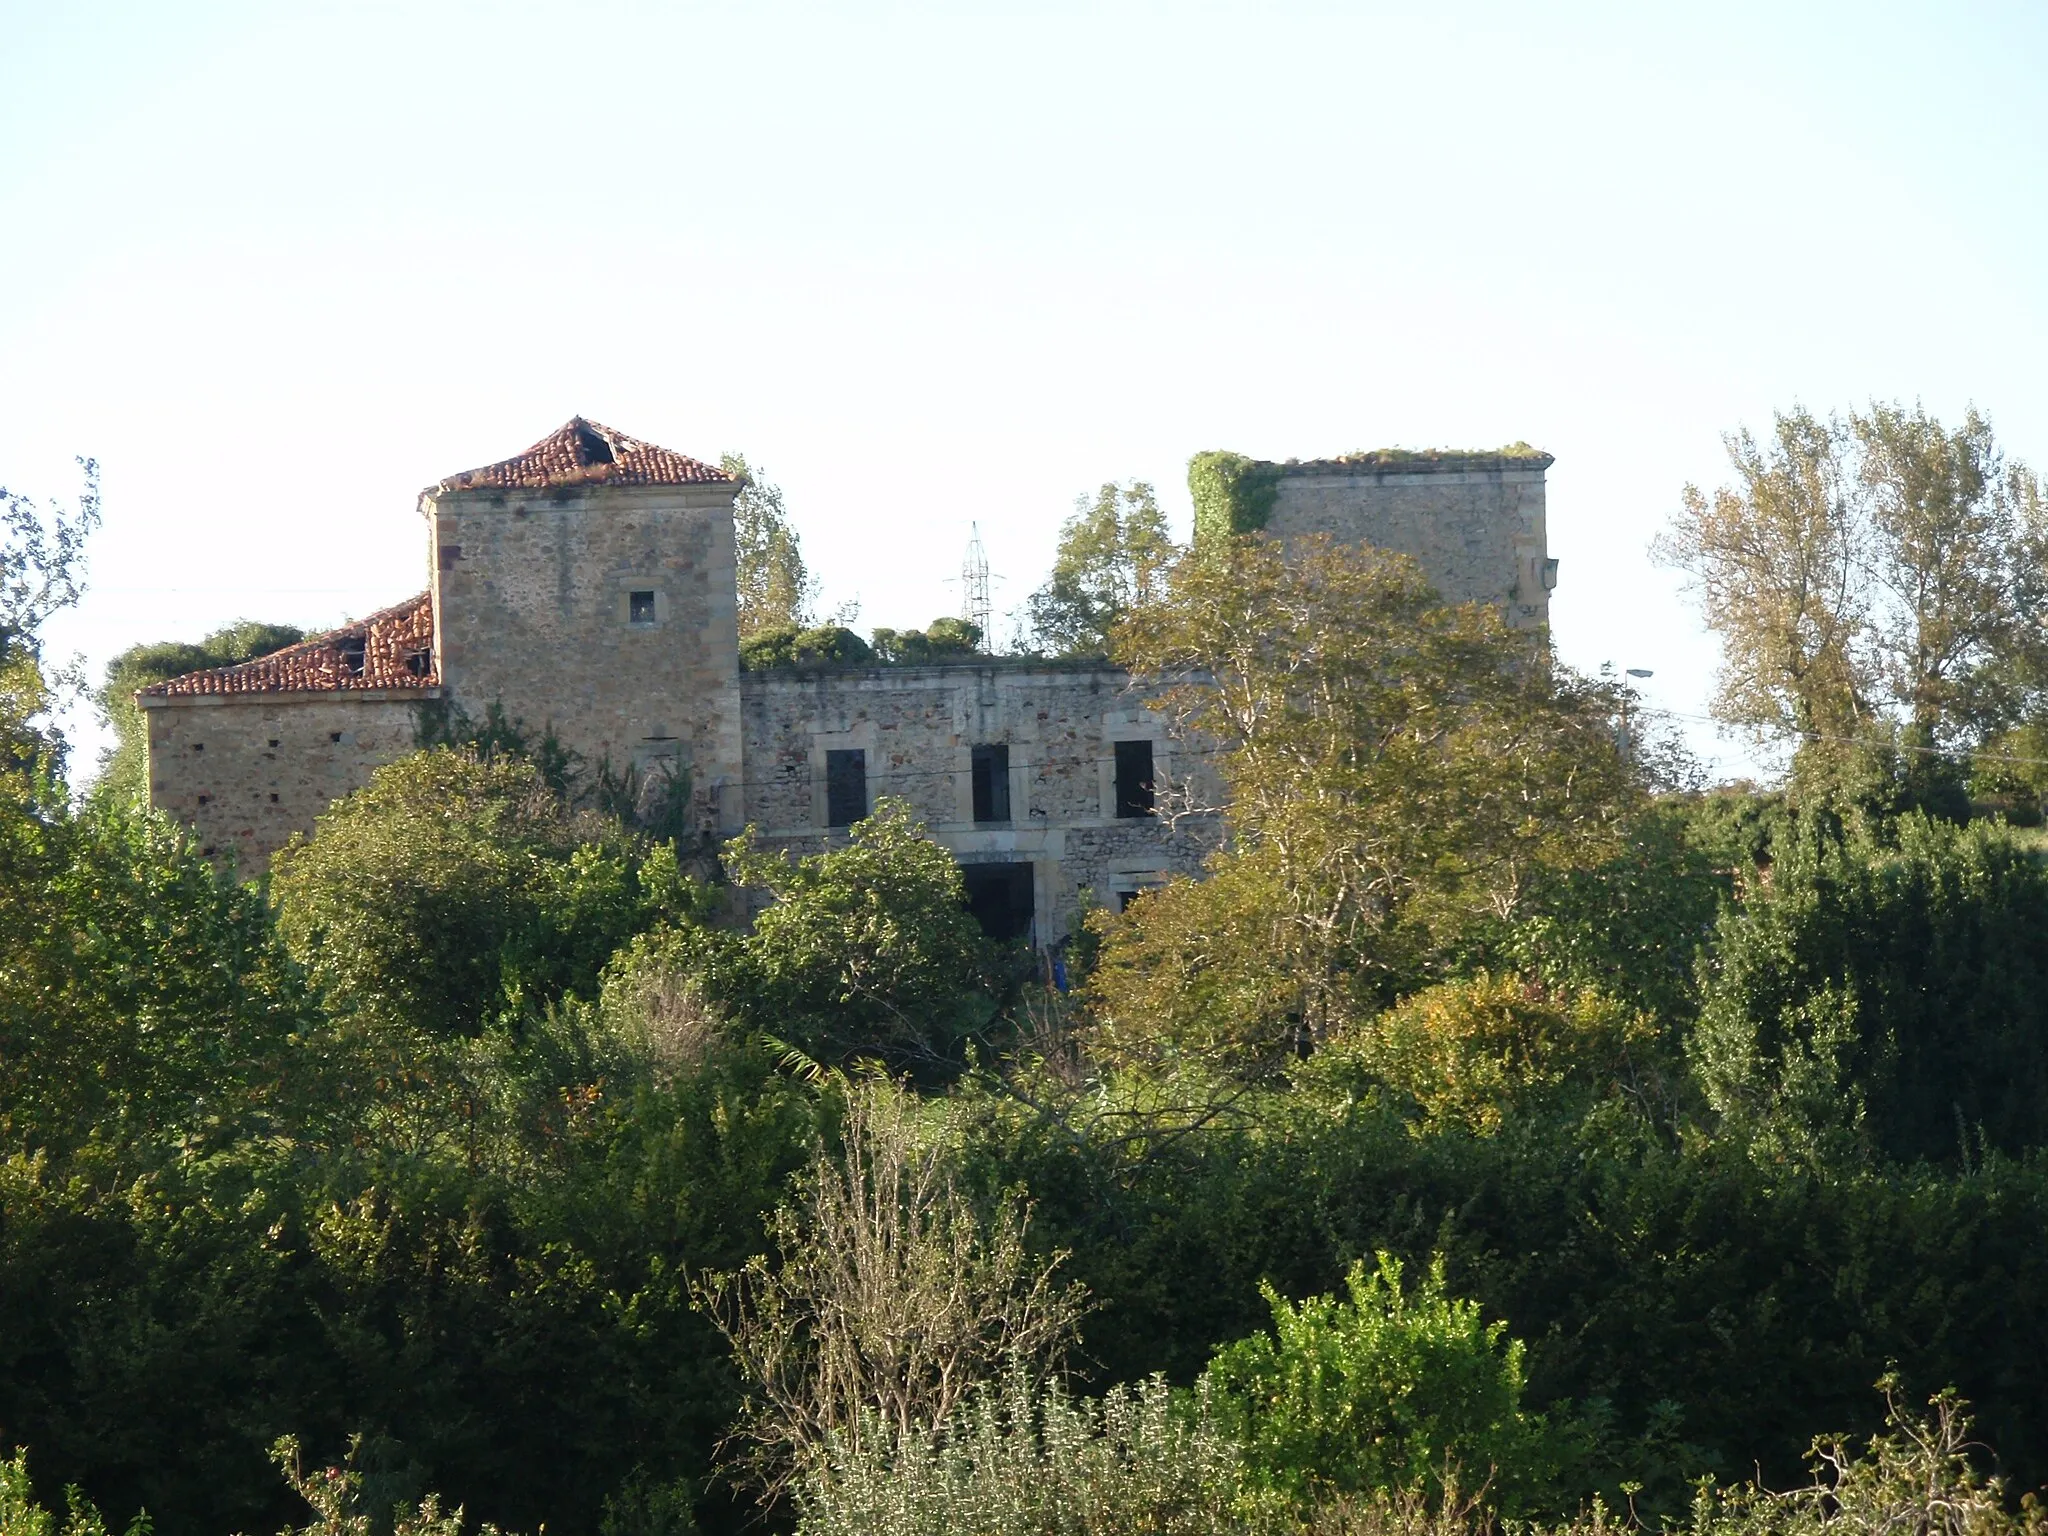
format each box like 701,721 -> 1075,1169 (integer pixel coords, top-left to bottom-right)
1188,451 -> 1286,546
1190,445 -> 1551,549
740,624 -> 875,671
871,617 -> 982,663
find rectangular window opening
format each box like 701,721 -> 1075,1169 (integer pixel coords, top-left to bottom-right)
961,861 -> 1035,942
971,743 -> 1010,823
629,590 -> 657,625
1113,739 -> 1155,819
825,748 -> 868,828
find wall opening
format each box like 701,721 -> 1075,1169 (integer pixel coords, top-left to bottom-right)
825,748 -> 868,827
629,590 -> 656,625
970,743 -> 1010,822
961,861 -> 1034,942
1113,739 -> 1155,818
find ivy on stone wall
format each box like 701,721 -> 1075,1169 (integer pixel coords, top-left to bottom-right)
1188,451 -> 1285,548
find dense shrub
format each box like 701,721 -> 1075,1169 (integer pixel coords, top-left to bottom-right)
1204,1253 -> 1568,1514
1689,812 -> 2048,1166
271,749 -> 695,1037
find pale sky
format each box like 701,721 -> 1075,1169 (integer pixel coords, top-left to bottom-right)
5,1 -> 2045,782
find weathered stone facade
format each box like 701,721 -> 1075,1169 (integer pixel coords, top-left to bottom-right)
141,420 -> 1554,934
738,661 -> 1220,940
1263,452 -> 1556,627
142,693 -> 427,868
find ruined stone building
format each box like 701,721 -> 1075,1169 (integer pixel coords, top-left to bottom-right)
140,419 -> 1555,943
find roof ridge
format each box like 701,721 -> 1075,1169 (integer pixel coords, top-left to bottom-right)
435,417 -> 733,494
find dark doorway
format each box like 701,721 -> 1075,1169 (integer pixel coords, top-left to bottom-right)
961,861 -> 1034,942
971,743 -> 1010,822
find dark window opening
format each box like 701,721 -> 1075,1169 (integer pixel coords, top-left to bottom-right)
825,749 -> 867,828
1116,888 -> 1141,913
197,794 -> 210,806
629,590 -> 656,625
405,648 -> 431,676
267,738 -> 279,748
971,743 -> 1010,823
191,742 -> 203,752
337,635 -> 367,677
330,731 -> 343,744
269,793 -> 279,803
1113,739 -> 1155,818
962,861 -> 1034,942
573,421 -> 616,466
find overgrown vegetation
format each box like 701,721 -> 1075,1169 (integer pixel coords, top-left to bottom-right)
8,416 -> 2048,1536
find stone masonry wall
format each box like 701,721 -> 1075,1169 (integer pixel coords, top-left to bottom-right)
427,481 -> 745,832
141,692 -> 427,873
739,662 -> 1219,943
1265,456 -> 1555,627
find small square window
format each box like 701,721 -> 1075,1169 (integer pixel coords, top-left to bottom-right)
196,794 -> 210,806
191,742 -> 203,752
629,590 -> 657,625
268,738 -> 280,748
330,731 -> 343,744
269,793 -> 279,803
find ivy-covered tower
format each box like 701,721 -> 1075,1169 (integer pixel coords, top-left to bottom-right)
1187,446 -> 1557,627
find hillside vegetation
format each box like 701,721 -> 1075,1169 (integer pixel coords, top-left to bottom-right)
6,409 -> 2048,1536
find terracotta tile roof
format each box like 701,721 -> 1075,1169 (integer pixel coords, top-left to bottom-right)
436,417 -> 733,493
141,593 -> 437,699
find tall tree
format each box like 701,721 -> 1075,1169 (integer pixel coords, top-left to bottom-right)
1,459 -> 99,779
1025,481 -> 1178,656
722,453 -> 819,638
1655,409 -> 1868,743
1851,402 -> 2045,748
1091,534 -> 1635,1064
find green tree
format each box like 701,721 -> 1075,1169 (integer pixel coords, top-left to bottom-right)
270,749 -> 688,1038
722,454 -> 818,638
1203,1252 -> 1564,1514
1091,534 -> 1635,1062
1851,402 -> 2045,750
1,459 -> 98,780
93,620 -> 304,803
1655,409 -> 1869,745
1025,481 -> 1178,657
720,798 -> 1002,1069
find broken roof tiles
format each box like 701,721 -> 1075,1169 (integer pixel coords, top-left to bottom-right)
436,416 -> 733,493
140,593 -> 438,699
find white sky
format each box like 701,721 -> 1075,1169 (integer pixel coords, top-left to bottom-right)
5,1 -> 2045,782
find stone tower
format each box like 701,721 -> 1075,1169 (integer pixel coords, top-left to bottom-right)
1191,447 -> 1558,626
423,417 -> 746,831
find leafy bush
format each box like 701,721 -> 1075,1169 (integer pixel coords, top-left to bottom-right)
271,749 -> 694,1036
1203,1253 -> 1566,1515
869,618 -> 982,664
1689,812 -> 2048,1166
720,798 -> 1004,1070
739,625 -> 874,670
796,1372 -> 1281,1536
1320,975 -> 1657,1136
